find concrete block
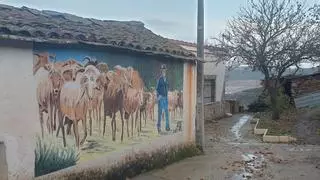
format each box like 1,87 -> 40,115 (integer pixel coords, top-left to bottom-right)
254,128 -> 267,135
263,135 -> 279,143
253,119 -> 297,144
250,118 -> 258,124
289,136 -> 297,142
279,136 -> 289,143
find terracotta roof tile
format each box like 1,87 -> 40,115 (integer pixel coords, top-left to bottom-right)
0,4 -> 196,60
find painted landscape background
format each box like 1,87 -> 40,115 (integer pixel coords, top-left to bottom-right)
33,43 -> 184,176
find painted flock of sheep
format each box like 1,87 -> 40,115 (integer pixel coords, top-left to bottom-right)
33,52 -> 183,149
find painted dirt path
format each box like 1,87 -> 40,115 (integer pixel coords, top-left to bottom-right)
132,114 -> 320,180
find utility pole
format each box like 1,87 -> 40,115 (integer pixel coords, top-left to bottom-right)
196,0 -> 205,149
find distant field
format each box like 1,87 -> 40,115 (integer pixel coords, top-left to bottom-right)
225,80 -> 262,94
225,80 -> 263,107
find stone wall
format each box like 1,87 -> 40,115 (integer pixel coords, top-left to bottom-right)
291,74 -> 320,97
204,100 -> 242,121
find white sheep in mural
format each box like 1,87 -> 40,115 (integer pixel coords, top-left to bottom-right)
84,65 -> 104,136
58,69 -> 96,148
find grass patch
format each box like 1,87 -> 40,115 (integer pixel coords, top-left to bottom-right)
256,110 -> 301,136
40,142 -> 202,180
34,136 -> 79,177
310,109 -> 320,121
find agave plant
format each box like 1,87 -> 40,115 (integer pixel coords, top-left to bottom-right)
34,135 -> 79,177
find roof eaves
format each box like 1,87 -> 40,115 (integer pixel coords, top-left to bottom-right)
0,34 -> 198,63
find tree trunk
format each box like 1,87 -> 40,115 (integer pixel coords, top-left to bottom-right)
269,86 -> 280,120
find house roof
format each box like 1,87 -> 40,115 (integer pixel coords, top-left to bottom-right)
261,71 -> 320,83
0,4 -> 196,61
282,71 -> 320,80
169,38 -> 229,55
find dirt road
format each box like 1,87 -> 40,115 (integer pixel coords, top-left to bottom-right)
133,114 -> 320,180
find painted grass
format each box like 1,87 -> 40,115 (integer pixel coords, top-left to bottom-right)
41,105 -> 182,163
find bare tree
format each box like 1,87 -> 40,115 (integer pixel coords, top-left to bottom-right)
310,4 -> 320,23
213,0 -> 320,120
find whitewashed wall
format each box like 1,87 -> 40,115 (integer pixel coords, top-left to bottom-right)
203,53 -> 226,102
0,41 -> 38,180
180,45 -> 226,102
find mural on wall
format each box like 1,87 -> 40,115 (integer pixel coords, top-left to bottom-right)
32,44 -> 184,176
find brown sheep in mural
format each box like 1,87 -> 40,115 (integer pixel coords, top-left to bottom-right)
62,67 -> 106,136
124,87 -> 143,137
58,70 -> 95,148
96,62 -> 109,73
139,92 -> 152,128
35,61 -> 64,138
168,91 -> 179,120
58,59 -> 83,81
125,67 -> 146,131
56,68 -> 85,137
103,67 -> 130,142
146,92 -> 156,122
33,52 -> 55,75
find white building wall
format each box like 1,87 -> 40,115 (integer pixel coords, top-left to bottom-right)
180,45 -> 226,102
0,42 -> 37,180
203,54 -> 226,102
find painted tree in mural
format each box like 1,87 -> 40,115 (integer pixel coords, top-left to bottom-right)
213,0 -> 320,120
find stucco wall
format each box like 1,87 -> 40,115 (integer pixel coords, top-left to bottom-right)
180,45 -> 226,102
203,54 -> 225,102
0,43 -> 37,180
0,41 -> 196,179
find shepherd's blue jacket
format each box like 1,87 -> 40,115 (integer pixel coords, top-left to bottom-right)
156,76 -> 169,98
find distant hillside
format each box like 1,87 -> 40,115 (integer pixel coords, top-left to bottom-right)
226,67 -> 318,81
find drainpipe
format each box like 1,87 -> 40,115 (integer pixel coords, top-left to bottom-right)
196,0 -> 205,149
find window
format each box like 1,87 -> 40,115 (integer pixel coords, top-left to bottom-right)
204,78 -> 216,103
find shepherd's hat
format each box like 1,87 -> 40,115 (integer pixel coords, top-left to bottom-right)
160,64 -> 167,70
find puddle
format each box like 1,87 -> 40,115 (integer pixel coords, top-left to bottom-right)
287,147 -> 312,152
233,152 -> 266,179
231,115 -> 251,140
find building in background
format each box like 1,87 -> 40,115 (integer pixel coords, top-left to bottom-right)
170,40 -> 226,103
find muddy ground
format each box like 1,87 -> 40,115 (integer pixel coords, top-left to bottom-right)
294,108 -> 320,145
133,114 -> 320,180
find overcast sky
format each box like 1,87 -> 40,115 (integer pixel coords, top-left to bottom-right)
1,0 -> 316,43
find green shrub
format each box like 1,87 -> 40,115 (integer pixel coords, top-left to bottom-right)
248,90 -> 270,112
248,87 -> 292,113
248,98 -> 270,112
50,143 -> 202,180
34,136 -> 79,177
264,88 -> 292,113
